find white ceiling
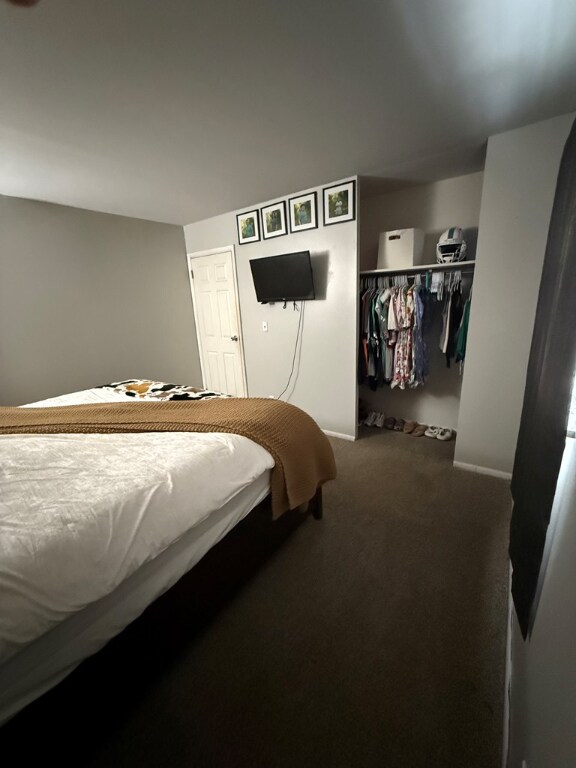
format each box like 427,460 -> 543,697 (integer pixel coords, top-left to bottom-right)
1,0 -> 575,225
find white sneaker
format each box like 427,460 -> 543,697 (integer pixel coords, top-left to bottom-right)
374,412 -> 386,428
425,426 -> 440,438
437,428 -> 454,441
364,411 -> 378,426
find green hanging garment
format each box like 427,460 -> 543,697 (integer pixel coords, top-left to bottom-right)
455,295 -> 471,364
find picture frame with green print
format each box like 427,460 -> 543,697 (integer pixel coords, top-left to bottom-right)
260,200 -> 287,240
288,191 -> 318,233
236,210 -> 260,245
323,180 -> 356,225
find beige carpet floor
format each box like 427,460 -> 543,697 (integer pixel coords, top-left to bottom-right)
1,428 -> 512,767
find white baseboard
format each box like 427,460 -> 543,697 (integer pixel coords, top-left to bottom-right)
453,460 -> 512,481
323,429 -> 356,441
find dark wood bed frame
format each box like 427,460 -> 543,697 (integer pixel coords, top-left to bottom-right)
309,486 -> 323,520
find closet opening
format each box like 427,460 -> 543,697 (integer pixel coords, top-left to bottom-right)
358,261 -> 475,443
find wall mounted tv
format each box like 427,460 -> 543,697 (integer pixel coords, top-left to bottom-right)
249,251 -> 315,304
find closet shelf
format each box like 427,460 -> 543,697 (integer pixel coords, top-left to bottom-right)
361,260 -> 476,276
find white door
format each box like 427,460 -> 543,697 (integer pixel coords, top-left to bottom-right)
187,247 -> 247,397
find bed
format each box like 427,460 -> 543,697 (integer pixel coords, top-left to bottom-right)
0,380 -> 335,725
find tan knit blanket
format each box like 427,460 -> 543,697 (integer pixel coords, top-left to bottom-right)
0,398 -> 337,518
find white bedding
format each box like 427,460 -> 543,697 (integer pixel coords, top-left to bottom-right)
0,388 -> 274,666
0,471 -> 271,726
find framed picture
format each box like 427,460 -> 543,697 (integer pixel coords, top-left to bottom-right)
323,180 -> 356,225
236,210 -> 260,245
288,191 -> 318,233
261,200 -> 287,239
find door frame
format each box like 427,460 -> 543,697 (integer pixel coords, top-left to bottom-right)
186,245 -> 248,397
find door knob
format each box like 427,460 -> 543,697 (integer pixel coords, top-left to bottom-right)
231,335 -> 238,341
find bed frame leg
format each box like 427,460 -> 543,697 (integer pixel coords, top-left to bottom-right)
311,487 -> 323,520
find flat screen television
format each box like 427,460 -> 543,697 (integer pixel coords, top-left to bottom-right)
249,251 -> 315,303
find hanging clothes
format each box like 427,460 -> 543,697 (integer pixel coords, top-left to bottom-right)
378,288 -> 395,384
410,285 -> 428,388
455,292 -> 472,371
359,281 -> 387,389
389,284 -> 414,390
358,268 -> 472,389
445,291 -> 464,367
438,271 -> 465,368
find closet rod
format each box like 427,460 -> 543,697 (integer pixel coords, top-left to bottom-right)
360,259 -> 476,277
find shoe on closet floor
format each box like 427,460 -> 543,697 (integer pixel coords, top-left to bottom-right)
425,426 -> 440,438
393,419 -> 405,432
403,421 -> 417,434
374,413 -> 386,428
437,428 -> 454,441
384,417 -> 396,430
411,424 -> 427,437
364,411 -> 378,427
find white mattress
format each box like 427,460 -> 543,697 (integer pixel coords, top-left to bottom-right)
0,388 -> 274,722
0,470 -> 270,726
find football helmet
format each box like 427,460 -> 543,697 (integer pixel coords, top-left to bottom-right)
436,227 -> 467,264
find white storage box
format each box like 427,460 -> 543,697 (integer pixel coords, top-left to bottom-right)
377,228 -> 424,269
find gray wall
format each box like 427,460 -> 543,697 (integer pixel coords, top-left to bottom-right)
0,196 -> 201,405
508,438 -> 576,767
455,113 -> 575,474
184,179 -> 358,438
360,172 -> 484,271
359,172 -> 483,431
